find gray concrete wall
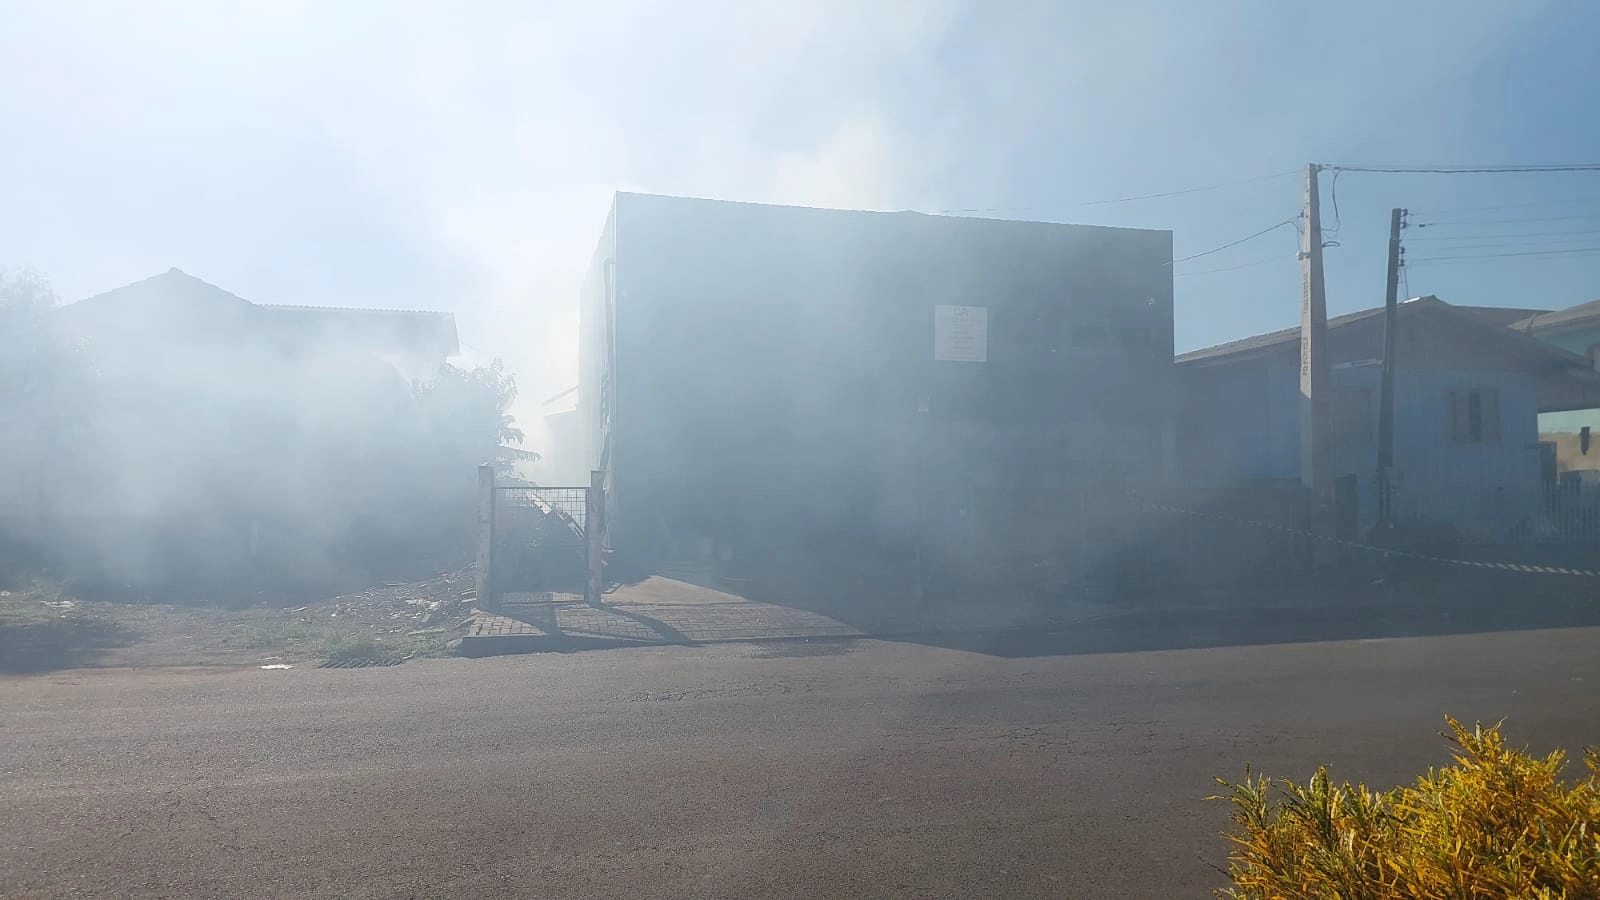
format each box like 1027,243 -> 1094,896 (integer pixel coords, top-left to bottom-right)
586,193 -> 1175,561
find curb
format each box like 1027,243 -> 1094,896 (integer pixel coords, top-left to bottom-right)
454,611 -> 1126,658
453,597 -> 1554,658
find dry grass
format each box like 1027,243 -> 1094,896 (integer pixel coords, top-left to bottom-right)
0,579 -> 129,672
1215,717 -> 1600,898
1,574 -> 467,671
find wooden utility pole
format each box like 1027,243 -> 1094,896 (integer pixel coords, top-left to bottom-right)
1375,208 -> 1405,530
1299,164 -> 1336,570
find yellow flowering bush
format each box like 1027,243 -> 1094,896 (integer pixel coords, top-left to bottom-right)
1215,717 -> 1600,898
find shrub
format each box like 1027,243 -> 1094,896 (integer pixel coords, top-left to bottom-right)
1215,717 -> 1600,898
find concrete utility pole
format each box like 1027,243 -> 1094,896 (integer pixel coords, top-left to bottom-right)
1299,164 -> 1336,570
476,463 -> 496,610
586,469 -> 606,605
1375,208 -> 1406,530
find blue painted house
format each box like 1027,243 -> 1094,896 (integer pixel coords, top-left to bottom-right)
1178,296 -> 1600,539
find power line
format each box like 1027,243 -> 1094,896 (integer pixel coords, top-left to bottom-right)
1408,245 -> 1600,264
1326,164 -> 1600,175
1174,253 -> 1297,276
1412,194 -> 1600,216
1414,213 -> 1600,228
1403,238 -> 1600,254
1080,170 -> 1299,206
939,169 -> 1296,214
1324,168 -> 1345,237
1170,219 -> 1299,264
1408,227 -> 1600,242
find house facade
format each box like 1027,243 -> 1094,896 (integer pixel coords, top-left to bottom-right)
580,192 -> 1176,566
1179,296 -> 1600,540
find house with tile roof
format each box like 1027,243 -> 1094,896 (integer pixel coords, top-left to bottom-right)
61,268 -> 459,385
1178,295 -> 1600,539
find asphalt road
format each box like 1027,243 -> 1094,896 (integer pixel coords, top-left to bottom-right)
4,623 -> 1600,898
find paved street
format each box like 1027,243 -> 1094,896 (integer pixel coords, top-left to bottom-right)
5,622 -> 1600,898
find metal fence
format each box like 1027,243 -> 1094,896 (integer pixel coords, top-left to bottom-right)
496,485 -> 588,538
477,468 -> 606,608
490,484 -> 590,600
1528,481 -> 1600,543
1390,481 -> 1600,545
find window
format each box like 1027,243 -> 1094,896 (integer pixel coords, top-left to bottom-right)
1332,388 -> 1372,445
1588,344 -> 1600,372
1448,389 -> 1500,445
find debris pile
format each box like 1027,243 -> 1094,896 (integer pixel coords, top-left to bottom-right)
320,566 -> 478,634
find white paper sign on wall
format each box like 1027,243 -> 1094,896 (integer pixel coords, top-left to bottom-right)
933,305 -> 988,362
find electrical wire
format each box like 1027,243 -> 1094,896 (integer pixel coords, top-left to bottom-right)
939,169 -> 1297,214
1407,245 -> 1600,263
1325,164 -> 1600,174
1081,170 -> 1299,205
1174,254 -> 1298,276
1170,219 -> 1299,264
1324,168 -> 1344,237
1412,194 -> 1600,216
1401,238 -> 1600,253
1408,227 -> 1600,242
1414,213 -> 1600,228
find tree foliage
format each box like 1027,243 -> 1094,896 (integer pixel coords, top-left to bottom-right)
416,359 -> 539,479
0,270 -> 93,492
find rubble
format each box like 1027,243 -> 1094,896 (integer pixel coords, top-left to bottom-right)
314,569 -> 477,639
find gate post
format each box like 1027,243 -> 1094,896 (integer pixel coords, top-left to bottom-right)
476,464 -> 495,611
586,469 -> 606,605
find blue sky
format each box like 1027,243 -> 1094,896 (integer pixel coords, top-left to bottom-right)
5,0 -> 1599,419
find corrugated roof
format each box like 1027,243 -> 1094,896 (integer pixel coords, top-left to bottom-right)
62,268 -> 459,357
259,303 -> 454,320
1458,305 -> 1552,328
258,304 -> 458,355
66,267 -> 255,312
1176,304 -> 1392,364
1510,298 -> 1600,333
1178,295 -> 1589,370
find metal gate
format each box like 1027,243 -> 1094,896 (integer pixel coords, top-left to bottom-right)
476,466 -> 605,608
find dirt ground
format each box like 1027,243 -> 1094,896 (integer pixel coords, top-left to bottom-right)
0,569 -> 476,673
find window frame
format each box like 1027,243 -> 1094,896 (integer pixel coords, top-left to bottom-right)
1447,388 -> 1501,446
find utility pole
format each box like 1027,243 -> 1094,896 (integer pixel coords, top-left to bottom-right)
1375,208 -> 1405,531
1299,164 -> 1335,571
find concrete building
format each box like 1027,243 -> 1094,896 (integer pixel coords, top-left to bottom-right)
579,193 -> 1175,567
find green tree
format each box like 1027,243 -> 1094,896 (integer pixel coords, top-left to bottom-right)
415,359 -> 539,479
0,268 -> 64,416
0,270 -> 93,510
316,358 -> 539,582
